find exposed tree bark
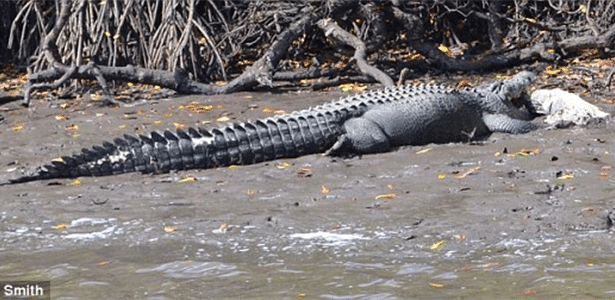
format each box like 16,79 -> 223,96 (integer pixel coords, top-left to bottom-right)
409,42 -> 558,72
487,1 -> 507,50
317,18 -> 394,87
21,0 -> 361,106
28,64 -> 216,93
558,23 -> 615,55
3,0 -> 614,107
218,11 -> 314,94
273,66 -> 344,82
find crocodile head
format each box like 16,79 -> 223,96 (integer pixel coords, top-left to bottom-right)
486,71 -> 539,115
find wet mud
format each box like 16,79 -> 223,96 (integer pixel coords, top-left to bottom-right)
2,87 -> 615,299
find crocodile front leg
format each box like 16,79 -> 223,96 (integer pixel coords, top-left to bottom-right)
482,113 -> 538,134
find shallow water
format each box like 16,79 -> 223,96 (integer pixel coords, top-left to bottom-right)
2,89 -> 615,299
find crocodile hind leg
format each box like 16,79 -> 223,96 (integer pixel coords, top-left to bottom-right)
325,117 -> 391,155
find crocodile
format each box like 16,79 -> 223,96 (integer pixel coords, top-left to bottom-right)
5,71 -> 537,184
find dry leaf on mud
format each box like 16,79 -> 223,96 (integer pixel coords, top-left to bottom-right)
430,240 -> 446,250
457,79 -> 472,88
163,226 -> 177,233
12,125 -> 24,132
68,179 -> 82,186
53,223 -> 68,230
544,65 -> 570,76
401,52 -> 424,62
321,185 -> 330,194
55,115 -> 69,121
65,124 -> 79,131
415,148 -> 431,154
339,83 -> 367,93
438,44 -> 455,57
586,260 -> 595,266
96,261 -> 111,267
296,167 -> 313,177
276,161 -> 292,169
557,173 -> 574,180
482,263 -> 500,268
300,78 -> 315,85
455,166 -> 480,179
599,166 -> 611,178
521,289 -> 537,295
437,173 -> 446,179
511,147 -> 540,157
179,102 -> 214,113
375,193 -> 397,200
178,175 -> 197,183
90,94 -> 102,101
429,282 -> 445,289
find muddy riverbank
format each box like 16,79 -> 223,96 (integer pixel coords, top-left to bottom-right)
2,77 -> 615,299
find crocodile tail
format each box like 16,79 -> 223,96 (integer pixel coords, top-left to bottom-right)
8,111 -> 342,184
199,111 -> 342,167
